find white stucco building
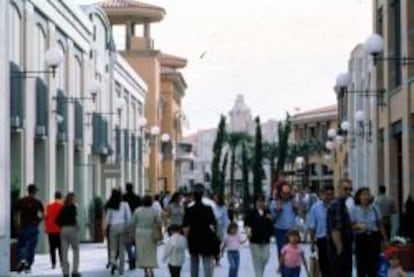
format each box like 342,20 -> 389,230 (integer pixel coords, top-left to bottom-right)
5,0 -> 147,257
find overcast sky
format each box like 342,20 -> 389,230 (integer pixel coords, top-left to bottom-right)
73,0 -> 373,135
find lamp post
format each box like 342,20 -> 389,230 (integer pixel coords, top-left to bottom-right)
11,46 -> 64,78
325,127 -> 346,185
295,156 -> 305,188
334,72 -> 386,106
364,33 -> 414,65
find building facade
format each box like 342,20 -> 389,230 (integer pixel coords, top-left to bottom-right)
291,106 -> 337,189
7,0 -> 147,249
371,0 -> 414,212
0,0 -> 11,274
338,44 -> 377,190
100,0 -> 188,194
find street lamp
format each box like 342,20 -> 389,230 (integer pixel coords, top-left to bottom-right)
295,156 -> 305,187
334,72 -> 386,106
364,33 -> 414,65
11,46 -> 64,78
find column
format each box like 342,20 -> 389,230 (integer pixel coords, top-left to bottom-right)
47,22 -> 57,202
67,40 -> 75,192
24,3 -> 36,188
0,0 -> 11,274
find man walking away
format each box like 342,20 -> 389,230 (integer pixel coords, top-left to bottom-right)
182,183 -> 217,277
307,184 -> 334,277
15,184 -> 44,273
326,179 -> 353,277
375,185 -> 397,240
123,182 -> 141,270
44,191 -> 63,269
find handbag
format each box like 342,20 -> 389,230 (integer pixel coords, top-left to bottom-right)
152,213 -> 163,241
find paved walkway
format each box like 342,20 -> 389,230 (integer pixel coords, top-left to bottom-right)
11,241 -> 414,276
11,242 -> 301,277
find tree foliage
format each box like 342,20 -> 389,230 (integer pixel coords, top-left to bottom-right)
219,151 -> 229,197
227,131 -> 251,196
253,116 -> 264,194
241,141 -> 250,212
276,113 -> 292,177
211,115 -> 227,194
263,141 -> 279,188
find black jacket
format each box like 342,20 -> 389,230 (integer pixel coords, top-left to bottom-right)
244,208 -> 273,244
182,201 -> 217,255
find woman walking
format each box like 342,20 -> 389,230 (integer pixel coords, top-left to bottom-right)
56,192 -> 81,277
271,183 -> 299,258
165,192 -> 184,234
132,195 -> 161,277
105,188 -> 131,275
351,187 -> 388,277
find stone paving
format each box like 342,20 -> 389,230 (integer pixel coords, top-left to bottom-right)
11,242 -> 306,277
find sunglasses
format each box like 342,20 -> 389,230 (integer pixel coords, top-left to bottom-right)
343,187 -> 352,192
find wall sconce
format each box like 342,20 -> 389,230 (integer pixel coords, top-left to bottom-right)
354,110 -> 372,141
364,33 -> 414,65
336,110 -> 372,145
161,133 -> 171,143
11,46 -> 63,78
53,81 -> 99,103
335,72 -> 386,106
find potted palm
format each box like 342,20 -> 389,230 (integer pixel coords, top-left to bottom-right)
88,196 -> 104,242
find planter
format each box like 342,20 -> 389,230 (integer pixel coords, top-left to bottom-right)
10,239 -> 17,271
94,219 -> 104,242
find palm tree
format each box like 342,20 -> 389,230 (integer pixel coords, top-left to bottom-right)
287,137 -> 325,187
227,131 -> 251,196
263,141 -> 279,188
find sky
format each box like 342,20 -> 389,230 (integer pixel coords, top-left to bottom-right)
73,0 -> 373,135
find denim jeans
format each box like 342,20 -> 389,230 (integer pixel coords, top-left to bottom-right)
227,250 -> 240,277
125,239 -> 136,268
190,254 -> 213,277
17,225 -> 39,266
274,228 -> 289,257
281,266 -> 300,277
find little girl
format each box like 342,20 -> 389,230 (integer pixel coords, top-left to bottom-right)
280,229 -> 308,277
163,224 -> 187,277
223,222 -> 247,277
388,253 -> 407,277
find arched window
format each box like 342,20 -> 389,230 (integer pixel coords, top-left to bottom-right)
9,4 -> 22,64
73,56 -> 82,98
57,41 -> 66,90
34,24 -> 47,77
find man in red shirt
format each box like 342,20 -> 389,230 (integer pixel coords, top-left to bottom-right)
44,191 -> 63,269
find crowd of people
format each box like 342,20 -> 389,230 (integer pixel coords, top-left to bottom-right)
12,177 -> 411,277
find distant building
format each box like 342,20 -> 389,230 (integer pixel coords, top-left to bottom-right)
180,95 -> 278,194
291,105 -> 338,189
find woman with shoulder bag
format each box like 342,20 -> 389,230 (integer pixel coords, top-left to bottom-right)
132,195 -> 161,277
105,189 -> 132,276
351,187 -> 388,277
56,192 -> 81,277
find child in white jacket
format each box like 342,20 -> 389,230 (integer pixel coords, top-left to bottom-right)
163,224 -> 187,277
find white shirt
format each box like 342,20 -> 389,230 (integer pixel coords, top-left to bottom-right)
106,201 -> 131,225
163,234 -> 187,266
152,201 -> 163,216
